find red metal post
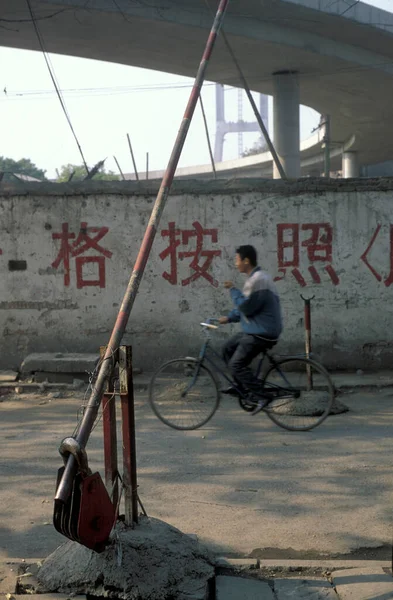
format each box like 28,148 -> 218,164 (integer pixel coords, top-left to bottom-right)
119,346 -> 138,526
55,0 -> 230,504
301,295 -> 315,390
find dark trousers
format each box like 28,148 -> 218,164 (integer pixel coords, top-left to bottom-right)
222,333 -> 271,395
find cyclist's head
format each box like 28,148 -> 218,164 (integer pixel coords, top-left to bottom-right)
235,245 -> 257,273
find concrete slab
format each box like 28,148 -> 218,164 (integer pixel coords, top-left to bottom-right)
333,371 -> 393,390
0,563 -> 18,594
0,371 -> 18,382
20,353 -> 98,376
274,577 -> 337,599
33,372 -> 86,384
216,557 -> 259,569
332,567 -> 393,599
12,595 -> 86,600
37,518 -> 214,600
215,575 -> 274,599
259,560 -> 392,570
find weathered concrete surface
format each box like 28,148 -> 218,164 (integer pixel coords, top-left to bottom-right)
0,562 -> 18,593
215,575 -> 274,599
0,371 -> 18,382
274,576 -> 337,599
332,566 -> 393,599
215,557 -> 259,569
14,595 -> 86,600
1,388 -> 393,561
1,179 -> 393,371
37,518 -> 214,600
20,353 -> 99,377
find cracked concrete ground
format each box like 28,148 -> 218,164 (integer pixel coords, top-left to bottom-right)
0,386 -> 392,562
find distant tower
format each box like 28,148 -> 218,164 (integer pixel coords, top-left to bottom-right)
214,84 -> 269,163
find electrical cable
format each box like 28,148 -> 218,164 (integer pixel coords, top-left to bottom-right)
0,81 -> 216,100
25,0 -> 90,175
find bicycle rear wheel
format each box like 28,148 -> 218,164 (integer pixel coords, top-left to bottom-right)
262,357 -> 334,431
149,358 -> 220,430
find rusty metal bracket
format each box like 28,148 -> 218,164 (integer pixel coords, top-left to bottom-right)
100,345 -> 139,527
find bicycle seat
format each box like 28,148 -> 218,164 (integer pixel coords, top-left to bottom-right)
253,335 -> 278,350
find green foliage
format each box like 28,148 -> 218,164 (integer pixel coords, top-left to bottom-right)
56,163 -> 120,182
0,156 -> 47,181
242,137 -> 268,158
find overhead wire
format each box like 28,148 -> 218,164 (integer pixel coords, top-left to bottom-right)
25,0 -> 90,175
0,7 -> 71,24
4,55 -> 393,102
340,1 -> 361,16
0,81 -> 216,101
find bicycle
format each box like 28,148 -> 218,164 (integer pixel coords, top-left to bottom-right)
149,319 -> 335,432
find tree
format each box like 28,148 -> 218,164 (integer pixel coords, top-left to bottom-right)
56,163 -> 120,182
0,156 -> 47,181
242,137 -> 268,158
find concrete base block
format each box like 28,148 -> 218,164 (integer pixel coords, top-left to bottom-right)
332,566 -> 393,599
37,517 -> 214,600
33,372 -> 88,384
215,557 -> 259,569
0,371 -> 18,382
215,575 -> 274,599
20,353 -> 98,377
274,577 -> 337,599
14,595 -> 86,600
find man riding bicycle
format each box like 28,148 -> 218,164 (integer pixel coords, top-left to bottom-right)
219,245 -> 282,414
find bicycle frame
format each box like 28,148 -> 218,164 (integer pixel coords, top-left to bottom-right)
193,323 -> 297,398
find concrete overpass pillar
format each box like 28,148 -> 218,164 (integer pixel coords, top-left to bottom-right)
272,71 -> 300,179
342,151 -> 359,178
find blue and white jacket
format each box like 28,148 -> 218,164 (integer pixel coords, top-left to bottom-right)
228,267 -> 282,338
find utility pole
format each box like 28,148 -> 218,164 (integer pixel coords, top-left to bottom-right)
323,115 -> 331,178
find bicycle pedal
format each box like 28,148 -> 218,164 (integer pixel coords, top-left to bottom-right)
251,400 -> 268,416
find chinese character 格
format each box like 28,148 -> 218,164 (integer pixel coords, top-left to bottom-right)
52,222 -> 113,288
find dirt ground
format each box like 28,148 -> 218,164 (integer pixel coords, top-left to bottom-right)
0,385 -> 392,561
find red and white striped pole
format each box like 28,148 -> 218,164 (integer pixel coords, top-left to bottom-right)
55,0 -> 230,504
301,294 -> 315,390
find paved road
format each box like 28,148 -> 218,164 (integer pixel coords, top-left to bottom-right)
0,386 -> 392,560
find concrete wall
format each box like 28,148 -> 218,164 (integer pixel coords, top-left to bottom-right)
1,178 -> 393,372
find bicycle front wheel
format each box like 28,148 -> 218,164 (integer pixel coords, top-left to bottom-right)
262,357 -> 334,431
149,358 -> 220,430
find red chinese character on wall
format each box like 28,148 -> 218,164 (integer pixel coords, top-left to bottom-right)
275,223 -> 339,287
52,222 -> 113,288
160,221 -> 222,287
361,224 -> 393,286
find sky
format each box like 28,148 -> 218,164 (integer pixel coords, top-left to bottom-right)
0,0 -> 392,180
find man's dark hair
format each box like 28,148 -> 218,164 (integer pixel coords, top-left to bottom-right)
236,245 -> 257,267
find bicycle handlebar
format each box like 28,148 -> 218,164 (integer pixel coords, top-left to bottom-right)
200,317 -> 220,330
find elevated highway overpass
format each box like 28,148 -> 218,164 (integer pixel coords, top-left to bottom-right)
2,0 -> 393,178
